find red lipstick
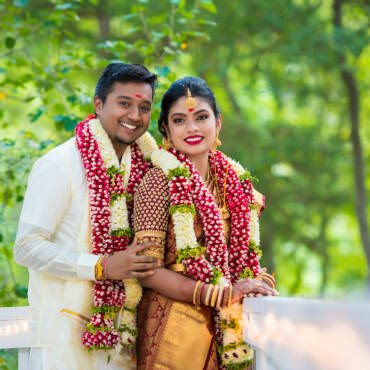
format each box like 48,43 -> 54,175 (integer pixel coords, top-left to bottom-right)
184,135 -> 204,145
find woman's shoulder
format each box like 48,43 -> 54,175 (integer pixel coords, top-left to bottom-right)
142,166 -> 168,185
137,167 -> 169,198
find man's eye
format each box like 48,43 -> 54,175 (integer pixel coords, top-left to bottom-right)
141,106 -> 151,113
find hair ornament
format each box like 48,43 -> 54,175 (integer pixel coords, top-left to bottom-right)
185,88 -> 196,112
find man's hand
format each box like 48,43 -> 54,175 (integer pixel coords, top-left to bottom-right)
103,238 -> 162,280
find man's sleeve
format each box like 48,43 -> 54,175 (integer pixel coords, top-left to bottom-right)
13,155 -> 99,280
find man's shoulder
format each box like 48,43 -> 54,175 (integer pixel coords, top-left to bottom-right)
35,137 -> 79,166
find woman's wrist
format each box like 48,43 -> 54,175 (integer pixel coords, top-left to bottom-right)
231,283 -> 243,304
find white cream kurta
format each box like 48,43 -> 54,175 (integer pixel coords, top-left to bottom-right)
14,137 -> 135,370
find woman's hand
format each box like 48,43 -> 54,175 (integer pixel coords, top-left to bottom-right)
232,278 -> 279,303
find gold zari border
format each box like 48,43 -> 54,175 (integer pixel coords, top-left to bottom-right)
136,230 -> 166,239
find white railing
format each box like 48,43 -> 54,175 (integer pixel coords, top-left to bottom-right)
0,306 -> 31,370
243,297 -> 370,370
1,298 -> 370,369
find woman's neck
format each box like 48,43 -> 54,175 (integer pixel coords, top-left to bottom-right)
188,152 -> 209,181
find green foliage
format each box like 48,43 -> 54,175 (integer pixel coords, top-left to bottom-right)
0,4 -> 368,366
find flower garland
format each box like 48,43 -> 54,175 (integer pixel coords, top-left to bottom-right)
75,115 -> 157,353
151,147 -> 262,369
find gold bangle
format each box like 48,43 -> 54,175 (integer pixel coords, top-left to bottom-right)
216,287 -> 224,310
205,285 -> 213,306
210,286 -> 219,307
228,285 -> 233,307
258,274 -> 276,289
193,281 -> 201,306
95,255 -> 104,280
196,282 -> 204,310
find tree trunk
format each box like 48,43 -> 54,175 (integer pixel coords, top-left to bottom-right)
262,216 -> 276,274
96,0 -> 110,41
319,213 -> 329,297
333,0 -> 370,293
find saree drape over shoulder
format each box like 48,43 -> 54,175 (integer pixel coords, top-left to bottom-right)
134,167 -> 220,370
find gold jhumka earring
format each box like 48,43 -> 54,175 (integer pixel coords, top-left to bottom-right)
212,131 -> 222,152
162,136 -> 173,150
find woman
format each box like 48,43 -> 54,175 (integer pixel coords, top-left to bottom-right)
133,77 -> 278,369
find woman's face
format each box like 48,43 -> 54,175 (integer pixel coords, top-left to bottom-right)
166,96 -> 221,158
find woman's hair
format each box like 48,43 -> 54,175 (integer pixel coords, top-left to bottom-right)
158,76 -> 220,138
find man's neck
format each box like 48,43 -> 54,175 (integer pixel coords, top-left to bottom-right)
112,142 -> 128,163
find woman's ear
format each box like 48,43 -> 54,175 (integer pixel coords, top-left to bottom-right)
216,113 -> 222,132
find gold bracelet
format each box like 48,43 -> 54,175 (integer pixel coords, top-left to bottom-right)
95,255 -> 104,280
193,281 -> 201,306
210,286 -> 219,307
228,285 -> 233,307
204,285 -> 213,306
196,282 -> 205,310
257,274 -> 276,289
216,287 -> 224,310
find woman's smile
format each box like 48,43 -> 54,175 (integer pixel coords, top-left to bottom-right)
184,135 -> 204,145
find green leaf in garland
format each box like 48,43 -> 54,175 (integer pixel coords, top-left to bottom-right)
169,204 -> 195,216
209,267 -> 223,285
239,267 -> 254,279
239,168 -> 259,183
176,244 -> 206,263
167,166 -> 190,180
111,228 -> 134,238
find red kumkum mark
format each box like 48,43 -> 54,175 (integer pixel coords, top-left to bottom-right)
188,108 -> 195,112
135,94 -> 143,99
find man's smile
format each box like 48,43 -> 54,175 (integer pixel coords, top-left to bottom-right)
118,119 -> 139,131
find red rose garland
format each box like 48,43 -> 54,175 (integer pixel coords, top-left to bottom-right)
75,115 -> 150,350
164,148 -> 261,361
169,148 -> 260,284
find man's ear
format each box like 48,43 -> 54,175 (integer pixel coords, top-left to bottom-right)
94,96 -> 103,115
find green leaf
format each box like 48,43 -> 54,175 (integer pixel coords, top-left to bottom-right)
170,0 -> 181,4
197,19 -> 217,27
199,0 -> 217,13
5,37 -> 16,49
55,3 -> 77,10
13,0 -> 28,7
122,13 -> 137,20
28,108 -> 43,123
14,284 -> 28,298
40,140 -> 55,150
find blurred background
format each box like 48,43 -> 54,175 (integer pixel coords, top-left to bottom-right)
0,1 -> 369,364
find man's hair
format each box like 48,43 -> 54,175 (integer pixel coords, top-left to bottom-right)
95,63 -> 157,103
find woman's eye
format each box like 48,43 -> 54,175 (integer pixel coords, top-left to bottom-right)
120,101 -> 129,107
173,118 -> 184,124
197,114 -> 208,121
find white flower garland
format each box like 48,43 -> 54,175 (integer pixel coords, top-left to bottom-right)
88,118 -> 157,351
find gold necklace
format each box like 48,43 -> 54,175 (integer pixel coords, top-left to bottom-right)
210,153 -> 230,221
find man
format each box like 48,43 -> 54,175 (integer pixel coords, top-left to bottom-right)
14,63 -> 160,369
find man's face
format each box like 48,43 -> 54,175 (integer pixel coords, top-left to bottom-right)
94,81 -> 153,150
